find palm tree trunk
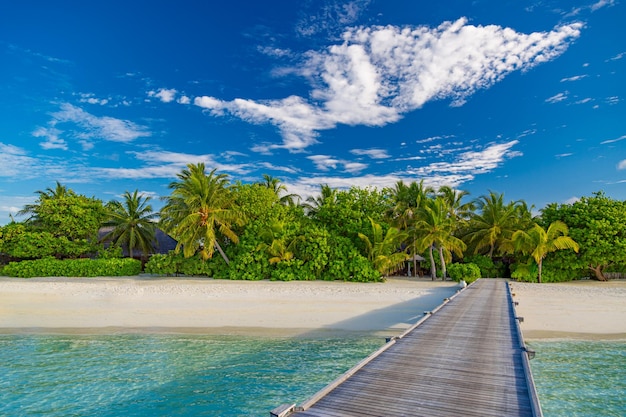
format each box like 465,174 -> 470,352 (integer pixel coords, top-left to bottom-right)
428,245 -> 436,281
589,265 -> 607,281
537,260 -> 542,283
214,241 -> 230,265
412,242 -> 417,277
438,245 -> 446,280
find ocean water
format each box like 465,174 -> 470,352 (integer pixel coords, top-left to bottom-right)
528,340 -> 626,417
0,334 -> 383,417
1,335 -> 624,417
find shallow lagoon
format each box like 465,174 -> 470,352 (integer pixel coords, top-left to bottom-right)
1,335 -> 624,416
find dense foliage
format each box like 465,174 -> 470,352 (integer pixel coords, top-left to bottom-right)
2,258 -> 141,278
447,263 -> 481,284
2,169 -> 624,283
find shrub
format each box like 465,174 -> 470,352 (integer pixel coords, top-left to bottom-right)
447,263 -> 481,284
463,255 -> 506,278
2,258 -> 141,278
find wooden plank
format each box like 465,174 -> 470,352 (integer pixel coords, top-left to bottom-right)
276,279 -> 541,417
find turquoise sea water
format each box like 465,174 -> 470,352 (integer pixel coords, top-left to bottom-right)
528,340 -> 625,417
1,335 -> 624,416
0,334 -> 383,417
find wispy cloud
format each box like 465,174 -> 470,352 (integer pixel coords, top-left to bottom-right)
0,143 -> 38,177
405,140 -> 522,178
617,159 -> 626,170
295,0 -> 371,38
350,148 -> 390,159
77,93 -> 110,106
194,19 -> 582,153
33,127 -> 68,150
591,0 -> 616,12
34,103 -> 151,150
546,91 -> 569,103
308,154 -> 368,173
606,51 -> 625,61
93,150 -> 251,180
560,74 -> 587,82
601,134 -> 626,144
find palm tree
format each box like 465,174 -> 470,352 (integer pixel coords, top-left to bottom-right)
256,221 -> 303,264
303,184 -> 337,216
159,163 -> 244,264
437,186 -> 474,223
465,191 -> 522,258
415,197 -> 466,280
259,174 -> 299,206
101,190 -> 157,258
510,221 -> 579,283
389,180 -> 434,276
358,217 -> 408,276
18,181 -> 74,222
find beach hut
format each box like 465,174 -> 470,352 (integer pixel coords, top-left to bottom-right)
406,254 -> 425,277
98,226 -> 178,258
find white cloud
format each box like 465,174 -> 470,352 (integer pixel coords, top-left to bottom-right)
0,143 -> 37,176
78,93 -> 109,105
406,140 -> 521,177
600,134 -> 626,144
591,0 -> 616,12
193,19 -> 582,152
177,95 -> 191,105
617,160 -> 626,170
605,96 -> 620,105
556,153 -> 573,158
308,154 -> 368,173
560,74 -> 587,82
259,162 -> 299,174
148,88 -> 177,103
575,97 -> 593,104
607,52 -> 625,61
33,126 -> 68,150
93,150 -> 251,180
546,91 -> 568,103
350,148 -> 390,159
564,196 -> 580,205
43,103 -> 151,145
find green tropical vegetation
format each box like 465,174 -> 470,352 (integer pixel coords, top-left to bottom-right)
1,165 -> 624,283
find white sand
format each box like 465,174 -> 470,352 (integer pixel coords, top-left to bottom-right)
0,276 -> 459,336
510,280 -> 626,340
2,276 -> 624,339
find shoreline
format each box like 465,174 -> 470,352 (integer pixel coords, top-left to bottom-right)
1,277 -> 625,340
0,276 -> 460,337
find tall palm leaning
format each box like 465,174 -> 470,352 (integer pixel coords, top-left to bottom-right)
510,220 -> 579,283
102,190 -> 157,258
415,197 -> 466,280
160,163 -> 244,264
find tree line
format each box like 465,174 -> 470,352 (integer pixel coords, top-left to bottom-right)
1,162 -> 625,282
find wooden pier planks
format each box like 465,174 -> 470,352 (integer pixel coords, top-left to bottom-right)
279,279 -> 540,417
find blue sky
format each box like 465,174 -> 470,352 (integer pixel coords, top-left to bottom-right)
1,0 -> 624,223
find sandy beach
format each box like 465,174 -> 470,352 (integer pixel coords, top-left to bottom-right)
0,276 -> 460,336
510,280 -> 626,340
1,276 -> 625,339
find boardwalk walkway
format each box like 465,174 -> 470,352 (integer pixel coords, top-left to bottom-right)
272,279 -> 541,417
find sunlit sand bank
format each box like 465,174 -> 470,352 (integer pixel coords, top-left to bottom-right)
0,276 -> 459,336
510,280 -> 626,340
1,276 -> 624,339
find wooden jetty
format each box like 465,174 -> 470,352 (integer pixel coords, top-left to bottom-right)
272,279 -> 542,417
